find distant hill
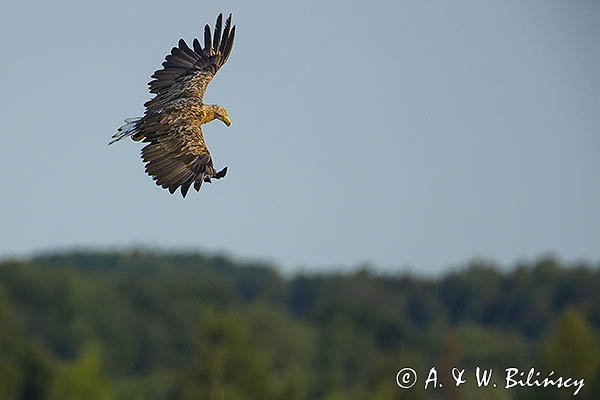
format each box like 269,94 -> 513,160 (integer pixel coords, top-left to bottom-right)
0,251 -> 598,400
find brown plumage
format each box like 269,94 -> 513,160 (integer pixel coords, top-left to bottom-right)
110,13 -> 236,198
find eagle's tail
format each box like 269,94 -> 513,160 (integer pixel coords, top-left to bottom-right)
109,117 -> 143,145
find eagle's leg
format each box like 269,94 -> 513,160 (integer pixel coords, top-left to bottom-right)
203,167 -> 227,183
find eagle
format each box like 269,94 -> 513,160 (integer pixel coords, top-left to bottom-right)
110,13 -> 236,198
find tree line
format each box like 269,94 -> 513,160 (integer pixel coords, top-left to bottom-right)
0,251 -> 598,399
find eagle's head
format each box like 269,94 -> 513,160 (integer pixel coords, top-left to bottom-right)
209,104 -> 231,127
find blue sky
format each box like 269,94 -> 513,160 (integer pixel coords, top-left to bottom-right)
1,1 -> 598,273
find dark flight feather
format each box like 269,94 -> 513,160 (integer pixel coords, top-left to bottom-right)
213,14 -> 222,51
204,25 -> 212,55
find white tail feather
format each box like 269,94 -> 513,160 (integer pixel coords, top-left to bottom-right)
109,117 -> 142,145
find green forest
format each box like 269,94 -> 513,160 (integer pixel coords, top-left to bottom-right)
0,251 -> 598,400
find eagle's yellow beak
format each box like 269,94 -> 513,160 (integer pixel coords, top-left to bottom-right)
221,115 -> 231,127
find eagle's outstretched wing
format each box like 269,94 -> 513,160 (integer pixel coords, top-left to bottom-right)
144,13 -> 235,111
135,14 -> 235,197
